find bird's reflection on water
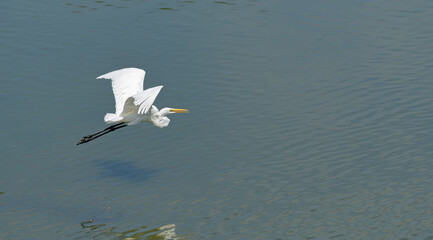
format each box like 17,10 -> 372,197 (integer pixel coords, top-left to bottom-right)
80,220 -> 179,240
94,160 -> 160,183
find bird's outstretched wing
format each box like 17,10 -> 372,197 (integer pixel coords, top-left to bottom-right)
121,86 -> 163,117
97,68 -> 146,115
133,85 -> 163,114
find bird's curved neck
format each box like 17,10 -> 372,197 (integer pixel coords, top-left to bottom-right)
150,106 -> 171,128
158,107 -> 171,116
150,106 -> 169,116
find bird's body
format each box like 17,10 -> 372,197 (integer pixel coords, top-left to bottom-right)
107,105 -> 170,128
77,68 -> 188,145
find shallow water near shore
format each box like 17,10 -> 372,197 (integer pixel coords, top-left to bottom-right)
1,0 -> 433,239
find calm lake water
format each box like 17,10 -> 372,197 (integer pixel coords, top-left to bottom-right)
2,0 -> 433,239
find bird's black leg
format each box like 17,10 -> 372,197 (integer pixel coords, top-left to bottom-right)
77,123 -> 127,145
82,123 -> 125,138
88,123 -> 127,140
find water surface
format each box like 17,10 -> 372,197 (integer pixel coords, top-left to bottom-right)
1,0 -> 433,239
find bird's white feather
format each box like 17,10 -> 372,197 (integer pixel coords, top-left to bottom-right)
104,113 -> 123,123
133,86 -> 163,114
97,68 -> 146,115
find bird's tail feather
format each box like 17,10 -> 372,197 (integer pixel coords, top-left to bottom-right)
104,113 -> 123,123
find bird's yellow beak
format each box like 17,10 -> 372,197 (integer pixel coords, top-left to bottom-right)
170,108 -> 189,113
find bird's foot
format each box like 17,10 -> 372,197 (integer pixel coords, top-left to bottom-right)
77,136 -> 93,145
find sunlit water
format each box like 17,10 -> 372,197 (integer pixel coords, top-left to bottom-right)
1,0 -> 433,239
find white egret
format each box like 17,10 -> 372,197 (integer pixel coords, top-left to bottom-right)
77,68 -> 188,145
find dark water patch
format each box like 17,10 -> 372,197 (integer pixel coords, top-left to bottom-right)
159,7 -> 177,11
94,160 -> 160,183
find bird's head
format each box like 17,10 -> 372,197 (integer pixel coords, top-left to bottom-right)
160,108 -> 189,116
151,107 -> 188,128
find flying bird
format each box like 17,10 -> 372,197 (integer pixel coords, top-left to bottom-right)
77,68 -> 188,145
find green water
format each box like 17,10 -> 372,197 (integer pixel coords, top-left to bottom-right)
1,0 -> 433,239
